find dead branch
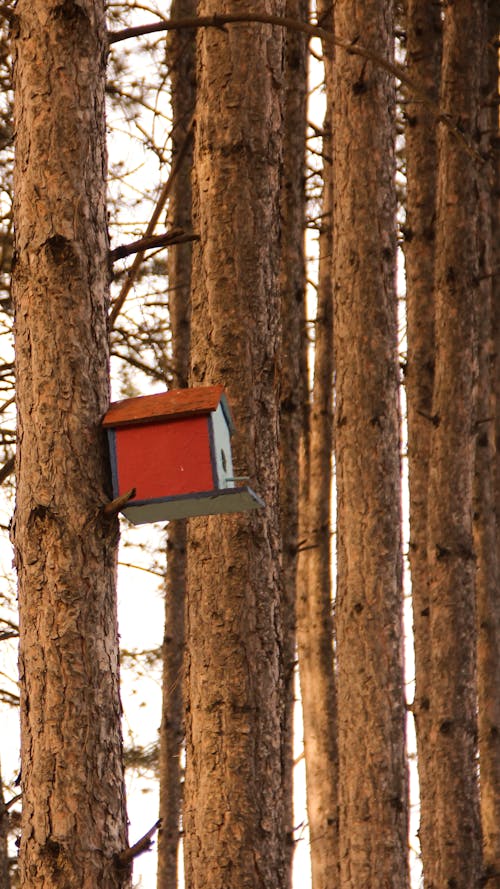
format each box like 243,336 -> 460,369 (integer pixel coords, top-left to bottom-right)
108,118 -> 194,328
115,819 -> 161,868
108,14 -> 484,160
4,793 -> 21,812
110,228 -> 199,262
102,488 -> 136,518
0,454 -> 14,485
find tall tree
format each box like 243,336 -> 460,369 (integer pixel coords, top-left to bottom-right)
403,1 -> 441,884
296,3 -> 338,887
0,763 -> 10,889
425,1 -> 483,885
157,3 -> 195,886
11,3 -> 129,888
332,1 -> 408,887
279,1 -> 308,883
182,2 -> 286,887
476,6 -> 500,887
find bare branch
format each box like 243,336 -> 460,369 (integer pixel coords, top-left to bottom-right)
108,14 -> 484,159
0,454 -> 14,485
108,118 -> 194,327
4,793 -> 21,812
115,819 -> 161,868
102,488 -> 136,518
110,228 -> 199,262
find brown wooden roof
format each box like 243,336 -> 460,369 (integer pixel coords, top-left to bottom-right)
103,385 -> 232,429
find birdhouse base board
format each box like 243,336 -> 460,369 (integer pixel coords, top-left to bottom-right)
120,486 -> 265,525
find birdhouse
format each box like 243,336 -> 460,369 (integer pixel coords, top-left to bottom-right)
102,385 -> 264,524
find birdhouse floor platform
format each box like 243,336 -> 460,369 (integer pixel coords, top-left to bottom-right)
121,485 -> 264,525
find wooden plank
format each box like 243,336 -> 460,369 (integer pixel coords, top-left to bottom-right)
102,384 -> 227,428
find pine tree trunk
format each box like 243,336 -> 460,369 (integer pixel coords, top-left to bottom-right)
426,2 -> 483,886
296,3 -> 338,885
158,528 -> 186,889
279,1 -> 308,883
403,2 -> 441,885
332,2 -> 408,887
183,4 -> 285,888
157,3 -> 195,886
0,764 -> 10,889
297,190 -> 337,889
477,8 -> 500,887
11,3 -> 129,888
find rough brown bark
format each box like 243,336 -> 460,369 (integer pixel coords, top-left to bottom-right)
297,192 -> 337,889
11,3 -> 129,888
183,3 -> 285,888
158,527 -> 186,889
478,8 -> 500,887
0,764 -> 10,889
332,2 -> 408,887
402,1 -> 441,884
425,2 -> 483,886
296,3 -> 338,887
157,3 -> 195,886
278,1 -> 308,883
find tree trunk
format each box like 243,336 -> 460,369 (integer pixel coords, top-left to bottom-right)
296,3 -> 338,886
0,763 -> 10,889
426,2 -> 483,886
279,1 -> 308,883
158,528 -> 186,889
477,8 -> 500,887
157,3 -> 195,886
332,1 -> 408,887
183,3 -> 285,888
11,3 -> 129,888
402,1 -> 441,884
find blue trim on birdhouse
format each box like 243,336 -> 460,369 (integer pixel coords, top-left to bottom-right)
107,429 -> 120,498
219,393 -> 235,435
207,414 -> 218,486
125,486 -> 265,509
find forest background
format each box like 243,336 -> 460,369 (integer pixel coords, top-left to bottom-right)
0,2 -> 498,889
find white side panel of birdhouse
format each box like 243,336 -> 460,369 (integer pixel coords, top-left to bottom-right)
121,485 -> 264,525
210,402 -> 234,488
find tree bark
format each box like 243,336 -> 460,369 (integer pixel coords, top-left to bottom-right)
426,2 -> 483,886
402,1 -> 441,885
158,527 -> 186,889
332,1 -> 408,887
279,1 -> 308,883
296,3 -> 338,886
477,8 -> 500,887
157,3 -> 195,886
183,3 -> 285,888
0,763 -> 10,889
11,3 -> 129,888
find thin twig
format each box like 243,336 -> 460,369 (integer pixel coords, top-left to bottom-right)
118,561 -> 165,577
4,793 -> 21,812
